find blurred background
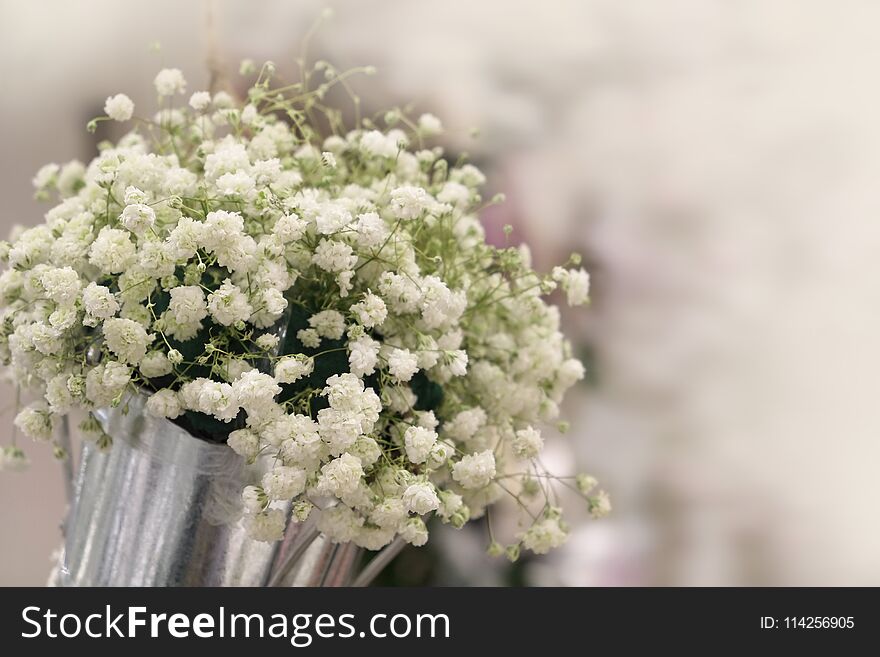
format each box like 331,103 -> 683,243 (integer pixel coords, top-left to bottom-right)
2,0 -> 880,586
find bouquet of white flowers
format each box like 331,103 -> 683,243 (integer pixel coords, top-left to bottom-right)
0,55 -> 607,560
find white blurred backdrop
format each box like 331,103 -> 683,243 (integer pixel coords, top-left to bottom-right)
2,0 -> 879,585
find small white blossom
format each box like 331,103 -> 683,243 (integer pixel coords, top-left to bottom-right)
426,439 -> 454,470
228,428 -> 260,462
308,309 -> 345,340
588,490 -> 612,518
387,347 -> 419,382
14,403 -> 54,441
273,213 -> 307,243
255,333 -> 280,351
32,163 -> 59,189
119,203 -> 156,236
297,328 -> 321,349
360,130 -> 400,158
232,370 -> 280,416
89,227 -> 136,274
312,238 -> 357,273
404,426 -> 437,465
138,351 -> 173,379
154,68 -> 187,96
452,450 -> 496,489
245,508 -> 286,542
512,426 -> 543,459
315,202 -> 352,235
145,389 -> 182,419
355,212 -> 388,248
241,485 -> 266,513
104,94 -> 134,121
207,279 -> 253,326
40,266 -> 81,305
103,317 -> 152,365
189,91 -> 212,111
389,185 -> 431,220
168,285 -> 208,324
85,361 -> 131,407
178,378 -> 239,422
350,291 -> 387,328
370,498 -> 406,529
316,452 -> 364,498
519,515 -> 568,554
553,266 -> 590,306
402,482 -> 440,515
274,355 -> 314,384
399,517 -> 429,546
262,465 -> 307,500
348,335 -> 379,378
417,113 -> 443,135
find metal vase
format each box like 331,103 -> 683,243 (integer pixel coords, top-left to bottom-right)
54,393 -> 359,587
56,393 -> 276,586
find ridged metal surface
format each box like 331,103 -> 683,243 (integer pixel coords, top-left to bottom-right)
57,393 -> 282,587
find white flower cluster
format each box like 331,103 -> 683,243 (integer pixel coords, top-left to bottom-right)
0,61 -> 606,557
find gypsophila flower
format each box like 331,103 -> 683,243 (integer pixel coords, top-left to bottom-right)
32,163 -> 58,190
103,317 -> 152,365
553,266 -> 590,306
390,185 -> 431,220
255,333 -> 279,351
14,403 -> 54,441
350,291 -> 387,328
297,328 -> 321,349
241,485 -> 266,513
232,370 -> 280,415
316,452 -> 364,498
402,482 -> 440,515
167,285 -> 207,328
119,203 -> 156,236
145,388 -> 182,419
139,351 -> 172,378
0,58 -> 603,558
308,309 -> 345,340
40,266 -> 81,305
399,517 -> 429,546
576,474 -> 598,495
85,361 -> 131,407
89,227 -> 136,274
417,113 -> 443,135
207,279 -> 253,326
189,91 -> 211,111
513,426 -> 543,460
348,335 -> 379,378
426,439 -> 454,470
387,347 -> 419,382
588,490 -> 612,518
262,465 -> 307,500
520,515 -> 568,554
154,68 -> 187,96
273,213 -> 307,243
228,428 -> 260,462
452,450 -> 496,490
104,94 -> 134,122
274,354 -> 314,384
370,498 -> 406,528
404,426 -> 437,464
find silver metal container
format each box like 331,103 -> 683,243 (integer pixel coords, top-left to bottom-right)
57,394 -> 283,586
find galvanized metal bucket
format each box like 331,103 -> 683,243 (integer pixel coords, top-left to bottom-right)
54,393 -> 359,587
